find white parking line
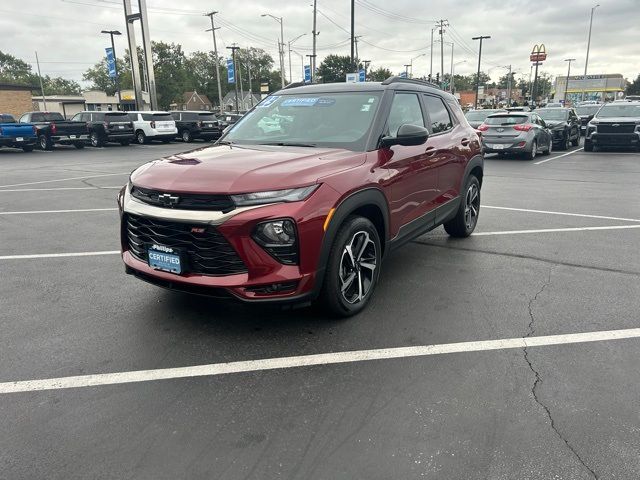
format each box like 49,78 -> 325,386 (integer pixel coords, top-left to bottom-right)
0,172 -> 129,189
0,186 -> 122,192
0,208 -> 117,215
484,205 -> 640,223
1,327 -> 639,394
534,148 -> 583,165
0,251 -> 119,260
475,225 -> 640,236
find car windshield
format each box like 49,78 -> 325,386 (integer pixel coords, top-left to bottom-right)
596,104 -> 640,118
575,106 -> 600,115
223,92 -> 382,150
485,115 -> 527,125
537,109 -> 568,121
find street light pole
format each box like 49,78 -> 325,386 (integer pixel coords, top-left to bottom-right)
451,60 -> 466,95
429,27 -> 435,80
204,12 -> 223,114
581,4 -> 600,102
288,33 -> 306,85
261,14 -> 285,87
564,58 -> 576,104
226,45 -> 240,114
410,53 -> 425,79
404,64 -> 411,78
472,35 -> 490,109
101,30 -> 122,109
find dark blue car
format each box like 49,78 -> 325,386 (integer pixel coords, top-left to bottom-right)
0,114 -> 37,152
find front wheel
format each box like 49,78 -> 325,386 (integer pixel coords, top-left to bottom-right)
561,132 -> 571,151
571,131 -> 580,146
90,131 -> 103,147
542,138 -> 552,156
444,175 -> 481,238
319,216 -> 381,317
38,134 -> 53,150
181,129 -> 193,142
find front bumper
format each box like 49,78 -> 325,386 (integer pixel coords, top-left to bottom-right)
119,182 -> 338,303
588,131 -> 640,147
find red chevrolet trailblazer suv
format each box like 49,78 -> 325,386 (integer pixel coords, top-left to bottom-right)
118,77 -> 483,316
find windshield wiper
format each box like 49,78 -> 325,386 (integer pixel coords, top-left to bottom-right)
259,142 -> 317,147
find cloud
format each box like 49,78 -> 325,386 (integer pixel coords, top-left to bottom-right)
1,0 -> 637,86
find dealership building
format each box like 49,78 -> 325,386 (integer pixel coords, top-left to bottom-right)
552,74 -> 626,104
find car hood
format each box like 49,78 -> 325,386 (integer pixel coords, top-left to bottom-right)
593,117 -> 640,123
130,144 -> 366,194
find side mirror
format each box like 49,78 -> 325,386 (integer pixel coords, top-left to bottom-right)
380,123 -> 430,148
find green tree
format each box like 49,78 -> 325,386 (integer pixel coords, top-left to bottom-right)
0,51 -> 35,84
151,41 -> 190,109
42,76 -> 81,95
497,71 -> 517,89
368,66 -> 392,82
626,74 -> 640,95
82,57 -> 131,95
317,54 -> 357,83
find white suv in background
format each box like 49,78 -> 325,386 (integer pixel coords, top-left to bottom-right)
128,111 -> 178,144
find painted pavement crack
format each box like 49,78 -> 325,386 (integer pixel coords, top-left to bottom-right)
522,268 -> 598,479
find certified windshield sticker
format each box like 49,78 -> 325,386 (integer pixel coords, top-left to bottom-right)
316,97 -> 336,106
360,104 -> 372,112
281,97 -> 319,107
257,95 -> 279,108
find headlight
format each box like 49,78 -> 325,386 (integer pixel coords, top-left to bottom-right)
252,219 -> 298,264
231,185 -> 318,206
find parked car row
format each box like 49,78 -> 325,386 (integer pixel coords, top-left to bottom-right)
0,109 -> 232,152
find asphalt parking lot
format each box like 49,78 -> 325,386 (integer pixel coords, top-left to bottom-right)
1,141 -> 639,479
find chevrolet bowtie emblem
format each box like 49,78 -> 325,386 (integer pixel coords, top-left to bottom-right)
158,193 -> 180,206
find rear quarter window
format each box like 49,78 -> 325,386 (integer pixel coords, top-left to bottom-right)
423,95 -> 454,133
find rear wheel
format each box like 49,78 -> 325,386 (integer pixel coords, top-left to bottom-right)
181,129 -> 193,142
38,134 -> 53,151
444,175 -> 481,238
136,131 -> 147,145
319,216 -> 381,317
526,140 -> 537,160
562,132 -> 571,150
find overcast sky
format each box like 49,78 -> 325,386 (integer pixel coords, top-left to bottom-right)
1,0 -> 638,87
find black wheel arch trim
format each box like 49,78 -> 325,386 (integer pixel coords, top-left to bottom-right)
460,154 -> 484,192
311,187 -> 390,300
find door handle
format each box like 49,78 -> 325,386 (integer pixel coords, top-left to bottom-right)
425,146 -> 437,157
460,138 -> 470,146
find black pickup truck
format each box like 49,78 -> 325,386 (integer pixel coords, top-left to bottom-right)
19,111 -> 88,150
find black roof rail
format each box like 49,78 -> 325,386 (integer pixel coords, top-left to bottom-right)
282,81 -> 308,90
381,76 -> 443,90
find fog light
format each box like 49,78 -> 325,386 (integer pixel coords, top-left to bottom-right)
252,219 -> 298,264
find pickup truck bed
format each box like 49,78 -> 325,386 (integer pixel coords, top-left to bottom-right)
0,115 -> 37,152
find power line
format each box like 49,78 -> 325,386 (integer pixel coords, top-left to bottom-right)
355,0 -> 435,24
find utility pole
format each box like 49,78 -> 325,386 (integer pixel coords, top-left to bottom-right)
506,64 -> 513,107
354,35 -> 362,62
312,0 -> 318,79
350,0 -> 355,65
238,57 -> 244,110
262,14 -> 285,87
449,43 -> 454,93
528,64 -> 533,104
436,20 -> 449,88
227,45 -> 240,114
248,61 -> 253,107
204,11 -> 223,114
564,58 -> 576,103
404,64 -> 411,78
34,51 -> 47,111
101,30 -> 122,109
472,35 -> 490,109
581,4 -> 599,101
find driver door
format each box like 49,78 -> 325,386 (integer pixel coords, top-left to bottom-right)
383,92 -> 438,237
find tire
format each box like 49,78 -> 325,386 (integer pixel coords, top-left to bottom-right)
571,131 -> 580,147
181,129 -> 193,142
542,138 -> 552,156
526,140 -> 537,160
319,215 -> 382,317
120,140 -> 131,146
136,131 -> 147,145
561,132 -> 571,151
73,142 -> 85,149
22,145 -> 34,152
38,134 -> 53,151
584,140 -> 594,152
90,131 -> 103,147
443,175 -> 481,238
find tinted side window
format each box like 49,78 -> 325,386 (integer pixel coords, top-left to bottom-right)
141,113 -> 153,121
182,113 -> 197,121
31,113 -> 45,122
93,113 -> 105,122
170,112 -> 180,121
387,93 -> 424,137
423,95 -> 453,134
